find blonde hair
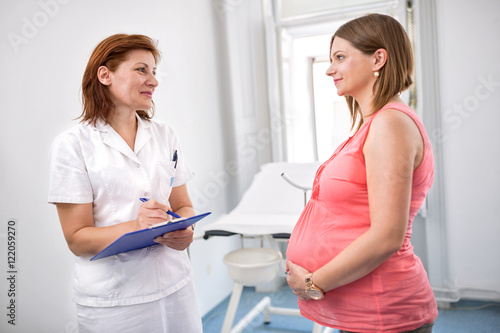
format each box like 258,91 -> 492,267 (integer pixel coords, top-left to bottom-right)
331,14 -> 414,130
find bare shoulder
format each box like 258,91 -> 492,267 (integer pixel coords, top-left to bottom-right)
365,108 -> 424,168
371,108 -> 419,133
367,108 -> 422,144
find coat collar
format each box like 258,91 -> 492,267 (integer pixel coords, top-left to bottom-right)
92,113 -> 152,162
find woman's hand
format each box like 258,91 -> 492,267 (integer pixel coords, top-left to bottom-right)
154,227 -> 194,251
286,260 -> 312,301
136,199 -> 171,230
137,198 -> 194,251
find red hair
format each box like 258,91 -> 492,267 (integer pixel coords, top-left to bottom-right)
79,34 -> 161,126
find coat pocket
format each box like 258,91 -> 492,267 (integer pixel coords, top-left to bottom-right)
157,161 -> 176,201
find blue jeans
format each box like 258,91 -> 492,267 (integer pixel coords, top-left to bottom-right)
339,321 -> 434,333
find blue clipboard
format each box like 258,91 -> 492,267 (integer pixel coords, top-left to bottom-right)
91,212 -> 211,261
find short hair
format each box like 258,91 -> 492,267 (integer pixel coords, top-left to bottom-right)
79,34 -> 161,126
331,14 -> 414,130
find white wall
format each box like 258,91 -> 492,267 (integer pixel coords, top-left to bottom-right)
436,0 -> 500,299
0,0 -> 253,331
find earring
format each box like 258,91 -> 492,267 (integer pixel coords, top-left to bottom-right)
374,71 -> 380,78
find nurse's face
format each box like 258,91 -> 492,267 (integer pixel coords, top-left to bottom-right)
105,49 -> 158,112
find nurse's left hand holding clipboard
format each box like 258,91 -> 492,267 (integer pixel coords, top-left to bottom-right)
137,197 -> 195,251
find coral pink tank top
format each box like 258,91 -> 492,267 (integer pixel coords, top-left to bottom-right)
287,103 -> 438,332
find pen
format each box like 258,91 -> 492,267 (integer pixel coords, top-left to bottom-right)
170,150 -> 178,186
139,198 -> 181,219
173,150 -> 178,169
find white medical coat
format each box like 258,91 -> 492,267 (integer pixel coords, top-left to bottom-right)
48,115 -> 194,307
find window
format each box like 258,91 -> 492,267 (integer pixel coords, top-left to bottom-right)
284,33 -> 351,163
263,0 -> 404,162
312,55 -> 351,162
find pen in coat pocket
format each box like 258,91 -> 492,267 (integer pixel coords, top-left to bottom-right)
170,150 -> 178,186
172,150 -> 178,168
139,198 -> 181,218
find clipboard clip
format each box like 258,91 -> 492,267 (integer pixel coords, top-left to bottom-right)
148,217 -> 188,229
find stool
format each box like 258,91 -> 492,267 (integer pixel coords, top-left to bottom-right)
221,247 -> 333,333
221,247 -> 303,333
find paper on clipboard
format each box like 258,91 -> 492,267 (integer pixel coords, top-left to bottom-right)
90,212 -> 211,261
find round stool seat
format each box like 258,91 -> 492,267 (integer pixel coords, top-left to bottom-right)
223,248 -> 282,286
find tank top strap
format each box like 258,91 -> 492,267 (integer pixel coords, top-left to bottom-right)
367,103 -> 434,188
311,103 -> 431,200
357,103 -> 429,146
344,102 -> 432,166
372,103 -> 426,134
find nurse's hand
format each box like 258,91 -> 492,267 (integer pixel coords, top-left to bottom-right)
286,260 -> 312,301
154,228 -> 194,251
135,199 -> 171,230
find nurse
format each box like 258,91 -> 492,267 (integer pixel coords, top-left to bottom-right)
48,34 -> 202,332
